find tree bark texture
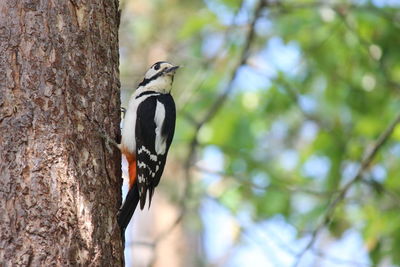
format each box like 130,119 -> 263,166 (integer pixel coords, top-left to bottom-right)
0,1 -> 122,266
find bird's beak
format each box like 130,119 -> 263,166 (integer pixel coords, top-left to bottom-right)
165,65 -> 180,74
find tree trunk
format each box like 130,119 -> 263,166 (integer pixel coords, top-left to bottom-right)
0,1 -> 123,266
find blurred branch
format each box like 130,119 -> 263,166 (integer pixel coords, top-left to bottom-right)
179,0 -> 266,225
261,224 -> 371,266
266,0 -> 395,19
293,111 -> 400,267
207,195 -> 371,267
194,165 -> 338,197
248,20 -> 342,130
121,0 -> 400,265
196,0 -> 265,128
361,179 -> 400,207
126,0 -> 269,262
335,9 -> 400,93
278,78 -> 331,130
135,3 -> 269,265
178,0 -> 245,114
278,20 -> 344,130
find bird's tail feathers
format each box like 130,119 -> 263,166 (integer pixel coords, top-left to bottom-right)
117,185 -> 140,243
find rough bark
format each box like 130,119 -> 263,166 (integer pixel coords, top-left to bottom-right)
0,0 -> 123,266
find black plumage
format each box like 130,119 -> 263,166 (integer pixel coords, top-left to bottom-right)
117,92 -> 175,235
136,94 -> 176,208
137,61 -> 171,87
117,185 -> 139,243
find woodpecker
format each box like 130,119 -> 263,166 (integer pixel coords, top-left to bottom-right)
117,61 -> 179,236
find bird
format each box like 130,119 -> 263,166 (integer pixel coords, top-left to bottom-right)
117,61 -> 179,238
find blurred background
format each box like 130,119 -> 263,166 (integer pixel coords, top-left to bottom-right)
118,0 -> 400,266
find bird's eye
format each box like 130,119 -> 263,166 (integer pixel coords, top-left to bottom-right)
154,63 -> 160,70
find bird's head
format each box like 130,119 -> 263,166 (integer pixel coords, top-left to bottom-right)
138,61 -> 180,93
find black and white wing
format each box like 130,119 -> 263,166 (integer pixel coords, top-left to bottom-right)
135,94 -> 176,209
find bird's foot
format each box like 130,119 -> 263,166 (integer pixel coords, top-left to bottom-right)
97,130 -> 120,152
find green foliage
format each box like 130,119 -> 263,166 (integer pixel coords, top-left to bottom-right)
120,0 -> 400,264
255,189 -> 291,218
179,10 -> 219,39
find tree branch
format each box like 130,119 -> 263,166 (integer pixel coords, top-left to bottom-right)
194,165 -> 338,197
125,1 -> 267,262
293,111 -> 400,267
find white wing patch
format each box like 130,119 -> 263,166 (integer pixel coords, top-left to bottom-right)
154,100 -> 167,155
138,146 -> 157,161
138,161 -> 157,178
137,161 -> 146,168
138,174 -> 145,183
